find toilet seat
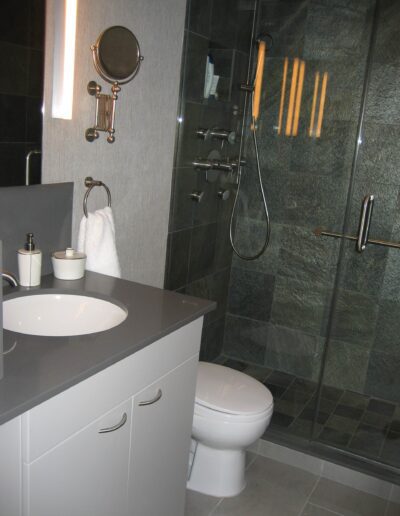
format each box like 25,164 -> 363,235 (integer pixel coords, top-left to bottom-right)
194,399 -> 273,423
195,362 -> 273,417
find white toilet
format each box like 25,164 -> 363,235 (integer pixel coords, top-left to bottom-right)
187,362 -> 273,498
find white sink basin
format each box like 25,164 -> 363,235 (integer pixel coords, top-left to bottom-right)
3,293 -> 128,337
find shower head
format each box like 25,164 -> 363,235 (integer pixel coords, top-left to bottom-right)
255,32 -> 273,50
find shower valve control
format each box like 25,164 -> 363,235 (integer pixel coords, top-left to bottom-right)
196,127 -> 236,145
193,157 -> 246,174
189,191 -> 204,203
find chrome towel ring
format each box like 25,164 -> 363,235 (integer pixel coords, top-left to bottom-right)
83,177 -> 112,217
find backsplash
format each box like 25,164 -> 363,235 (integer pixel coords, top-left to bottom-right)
0,183 -> 73,275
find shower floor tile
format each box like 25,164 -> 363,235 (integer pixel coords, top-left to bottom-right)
213,356 -> 400,469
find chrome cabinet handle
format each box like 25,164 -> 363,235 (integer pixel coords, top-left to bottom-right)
356,194 -> 374,253
138,389 -> 162,406
98,412 -> 127,434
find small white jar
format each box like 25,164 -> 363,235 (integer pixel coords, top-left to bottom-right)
52,248 -> 86,280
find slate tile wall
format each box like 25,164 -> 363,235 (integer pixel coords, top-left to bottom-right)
165,0 -> 256,361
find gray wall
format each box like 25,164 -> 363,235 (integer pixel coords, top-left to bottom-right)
42,0 -> 187,288
164,0 -> 255,360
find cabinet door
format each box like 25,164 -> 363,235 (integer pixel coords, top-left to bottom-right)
26,399 -> 131,516
0,416 -> 21,516
128,356 -> 198,516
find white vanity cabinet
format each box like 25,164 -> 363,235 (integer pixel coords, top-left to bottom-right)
26,399 -> 132,516
1,317 -> 203,516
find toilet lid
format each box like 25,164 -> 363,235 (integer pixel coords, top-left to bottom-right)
195,362 -> 273,416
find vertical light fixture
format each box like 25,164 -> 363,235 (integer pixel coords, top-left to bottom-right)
52,0 -> 78,119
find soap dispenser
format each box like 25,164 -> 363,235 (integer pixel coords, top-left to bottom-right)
18,233 -> 42,287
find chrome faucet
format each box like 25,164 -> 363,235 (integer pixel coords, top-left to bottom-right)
1,271 -> 19,287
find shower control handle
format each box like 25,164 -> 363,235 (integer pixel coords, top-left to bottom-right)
218,189 -> 230,201
196,127 -> 236,145
189,191 -> 204,203
193,157 -> 246,173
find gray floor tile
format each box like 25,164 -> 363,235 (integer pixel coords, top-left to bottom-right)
301,503 -> 344,515
212,456 -> 318,516
309,478 -> 387,516
185,490 -> 221,516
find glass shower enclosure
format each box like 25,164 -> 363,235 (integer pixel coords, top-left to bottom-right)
223,0 -> 400,480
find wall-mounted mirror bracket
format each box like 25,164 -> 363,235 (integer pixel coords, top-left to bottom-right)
85,26 -> 143,144
85,81 -> 121,143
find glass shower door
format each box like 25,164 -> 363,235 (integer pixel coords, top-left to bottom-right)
313,0 -> 400,470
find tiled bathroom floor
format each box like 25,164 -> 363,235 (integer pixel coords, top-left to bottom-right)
185,454 -> 400,516
214,357 -> 400,470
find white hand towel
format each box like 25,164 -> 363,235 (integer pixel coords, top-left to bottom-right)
77,206 -> 121,278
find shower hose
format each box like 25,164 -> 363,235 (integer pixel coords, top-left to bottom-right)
229,93 -> 271,261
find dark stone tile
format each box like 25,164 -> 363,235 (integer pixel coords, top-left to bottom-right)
271,276 -> 330,336
303,3 -> 369,60
323,339 -> 370,392
192,176 -> 219,226
320,386 -> 343,403
184,31 -> 209,102
231,218 -> 283,276
164,229 -> 191,290
264,324 -> 324,381
373,0 -> 400,66
365,63 -> 400,125
281,387 -> 312,406
223,358 -> 247,372
350,424 -> 385,457
223,314 -> 268,364
259,1 -> 307,59
188,0 -> 212,37
358,123 -> 400,187
26,96 -> 42,142
0,42 -> 29,96
329,289 -> 378,348
291,378 -> 318,396
210,0 -> 238,49
307,395 -> 338,414
373,300 -> 400,356
188,222 -> 217,281
200,317 -> 226,362
267,370 -> 296,389
334,404 -> 364,420
340,245 -> 388,300
367,398 -> 396,417
381,247 -> 400,302
27,48 -> 44,97
0,94 -> 27,141
318,427 -> 352,447
264,382 -> 287,399
325,414 -> 359,434
270,411 -> 295,428
274,397 -> 306,418
228,267 -> 275,322
381,431 -> 400,467
0,143 -> 27,186
300,406 -> 331,426
0,2 -> 30,46
339,391 -> 369,410
29,0 -> 45,49
176,101 -> 203,169
365,352 -> 400,403
362,411 -> 391,431
390,419 -> 400,433
243,364 -> 273,382
169,166 -> 196,231
289,418 -> 323,440
277,224 -> 340,288
185,267 -> 230,325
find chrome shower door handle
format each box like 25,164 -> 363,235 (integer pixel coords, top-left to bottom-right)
356,194 -> 374,253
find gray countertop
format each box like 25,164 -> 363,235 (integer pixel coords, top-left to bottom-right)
0,272 -> 215,426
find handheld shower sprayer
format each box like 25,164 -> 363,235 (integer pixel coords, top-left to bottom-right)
229,31 -> 273,261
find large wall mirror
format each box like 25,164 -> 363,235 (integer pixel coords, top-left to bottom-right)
0,1 -> 45,186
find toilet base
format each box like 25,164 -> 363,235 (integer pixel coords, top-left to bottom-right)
187,441 -> 246,498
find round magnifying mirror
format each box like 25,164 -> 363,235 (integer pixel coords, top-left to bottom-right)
91,26 -> 142,84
